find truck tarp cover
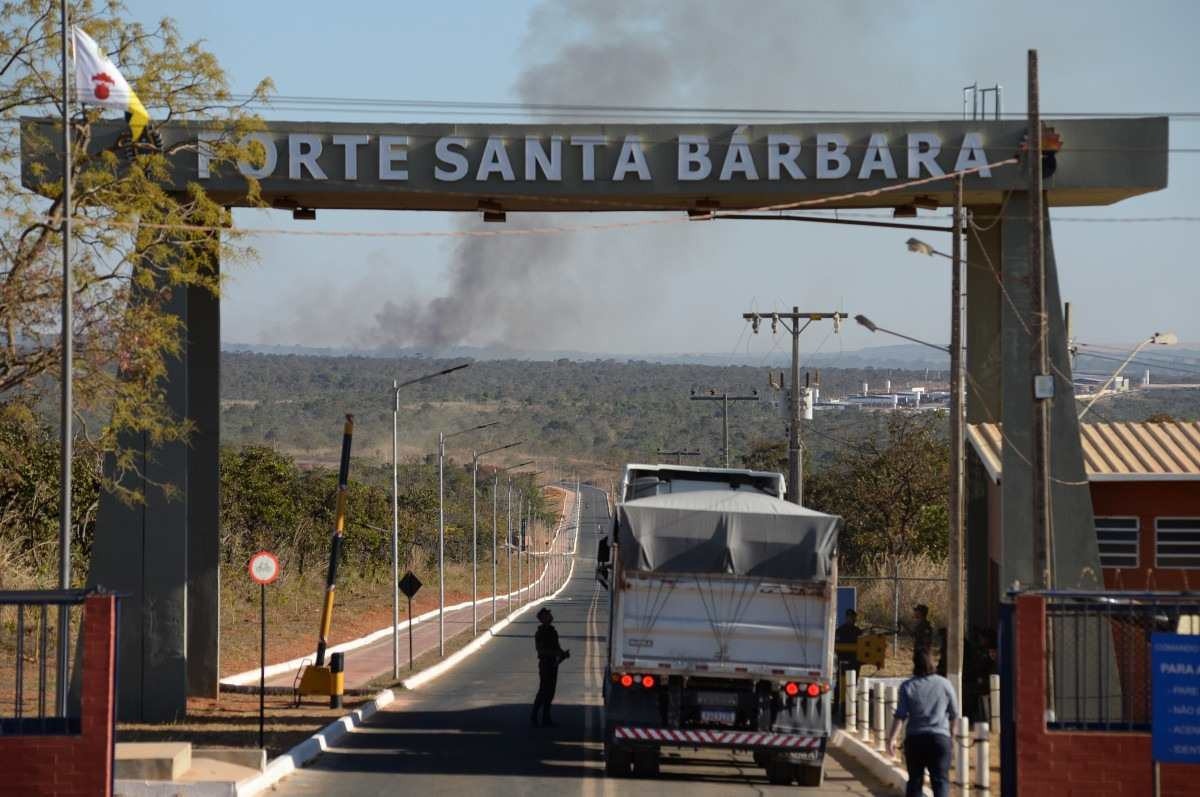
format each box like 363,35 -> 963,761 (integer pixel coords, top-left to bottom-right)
618,489 -> 840,579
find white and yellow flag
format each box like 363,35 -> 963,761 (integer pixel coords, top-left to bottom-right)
72,26 -> 149,141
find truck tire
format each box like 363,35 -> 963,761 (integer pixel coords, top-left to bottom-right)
604,741 -> 631,777
765,759 -> 793,785
797,763 -> 825,787
632,747 -> 660,778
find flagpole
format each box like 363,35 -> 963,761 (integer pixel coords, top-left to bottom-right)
57,0 -> 73,716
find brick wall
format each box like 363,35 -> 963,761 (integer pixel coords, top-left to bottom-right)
0,595 -> 117,797
1013,594 -> 1192,796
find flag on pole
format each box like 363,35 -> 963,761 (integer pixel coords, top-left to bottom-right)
72,26 -> 149,141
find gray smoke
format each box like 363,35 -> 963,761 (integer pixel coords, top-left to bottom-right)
370,1 -> 910,351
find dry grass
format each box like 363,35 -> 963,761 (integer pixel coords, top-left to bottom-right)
843,556 -> 948,677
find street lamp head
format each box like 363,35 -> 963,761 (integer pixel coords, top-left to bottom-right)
1151,332 -> 1178,346
855,314 -> 879,333
906,238 -> 935,256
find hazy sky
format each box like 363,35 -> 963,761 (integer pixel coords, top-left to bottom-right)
125,0 -> 1200,357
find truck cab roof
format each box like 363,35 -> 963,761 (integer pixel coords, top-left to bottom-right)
619,463 -> 787,502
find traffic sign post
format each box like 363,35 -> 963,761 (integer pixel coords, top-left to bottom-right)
399,571 -> 423,672
248,551 -> 280,751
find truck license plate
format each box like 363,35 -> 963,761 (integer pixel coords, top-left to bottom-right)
700,709 -> 736,725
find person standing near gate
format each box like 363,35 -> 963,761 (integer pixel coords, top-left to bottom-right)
531,607 -> 569,727
885,648 -> 959,797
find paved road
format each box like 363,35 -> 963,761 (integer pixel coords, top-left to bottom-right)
266,489 -> 576,690
275,485 -> 890,796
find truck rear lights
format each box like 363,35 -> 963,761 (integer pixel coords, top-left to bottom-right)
784,682 -> 800,697
641,674 -> 656,688
805,683 -> 821,698
619,673 -> 634,688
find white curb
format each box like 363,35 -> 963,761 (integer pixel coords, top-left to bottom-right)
830,729 -> 932,796
234,688 -> 396,796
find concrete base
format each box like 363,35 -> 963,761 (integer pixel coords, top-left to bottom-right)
192,747 -> 266,772
114,742 -> 192,781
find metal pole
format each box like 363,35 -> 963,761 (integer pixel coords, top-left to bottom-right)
722,393 -> 730,467
518,499 -> 523,605
790,305 -> 803,505
948,175 -> 965,706
492,474 -> 498,625
1029,49 -> 1056,724
1029,48 -> 1052,591
260,582 -> 266,751
57,0 -> 73,717
472,452 -> 478,637
507,481 -> 512,616
438,431 -> 445,657
391,382 -> 400,680
407,594 -> 413,671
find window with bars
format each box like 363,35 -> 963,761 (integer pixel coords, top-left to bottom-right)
1095,517 -> 1139,569
1155,518 -> 1200,569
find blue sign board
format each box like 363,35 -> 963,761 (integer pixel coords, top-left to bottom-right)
1151,633 -> 1200,764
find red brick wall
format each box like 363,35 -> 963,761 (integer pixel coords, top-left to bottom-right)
1093,481 -> 1200,591
0,595 -> 116,797
1013,594 -> 1192,796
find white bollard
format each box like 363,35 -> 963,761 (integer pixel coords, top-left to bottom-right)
872,684 -> 886,751
884,686 -> 898,759
845,670 -> 857,732
954,716 -> 971,786
974,722 -> 990,791
989,673 -> 1000,724
858,678 -> 871,741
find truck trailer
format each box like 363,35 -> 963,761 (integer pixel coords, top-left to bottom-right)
603,465 -> 841,786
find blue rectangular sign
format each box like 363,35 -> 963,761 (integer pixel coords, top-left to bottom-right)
1151,633 -> 1200,764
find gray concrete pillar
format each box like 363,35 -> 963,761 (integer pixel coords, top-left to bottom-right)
998,195 -> 1100,592
88,253 -> 221,721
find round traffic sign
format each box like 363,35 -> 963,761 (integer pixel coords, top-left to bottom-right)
248,550 -> 280,585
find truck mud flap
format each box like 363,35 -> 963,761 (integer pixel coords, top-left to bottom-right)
612,726 -> 822,750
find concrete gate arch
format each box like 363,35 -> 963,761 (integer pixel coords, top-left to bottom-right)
21,115 -> 1168,720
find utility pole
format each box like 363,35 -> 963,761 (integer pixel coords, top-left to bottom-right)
1028,50 -> 1053,591
1028,49 -> 1057,725
689,390 -> 759,467
656,448 -> 701,465
743,308 -> 847,504
948,175 -> 966,708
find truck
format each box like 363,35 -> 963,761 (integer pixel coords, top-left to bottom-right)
602,464 -> 841,786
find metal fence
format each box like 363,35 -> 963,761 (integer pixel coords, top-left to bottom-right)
0,590 -> 87,735
1044,591 -> 1200,731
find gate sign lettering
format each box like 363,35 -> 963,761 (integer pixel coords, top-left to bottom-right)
1151,632 -> 1200,764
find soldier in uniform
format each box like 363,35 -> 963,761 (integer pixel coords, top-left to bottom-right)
531,607 -> 569,727
911,604 -> 934,654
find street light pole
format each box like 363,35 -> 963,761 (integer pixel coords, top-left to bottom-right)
436,419 -> 499,656
392,384 -> 399,680
1077,333 -> 1178,419
389,363 -> 469,679
470,441 -> 521,635
438,431 -> 445,656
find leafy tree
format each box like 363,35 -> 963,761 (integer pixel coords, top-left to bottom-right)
1,0 -> 271,503
808,413 -> 949,573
